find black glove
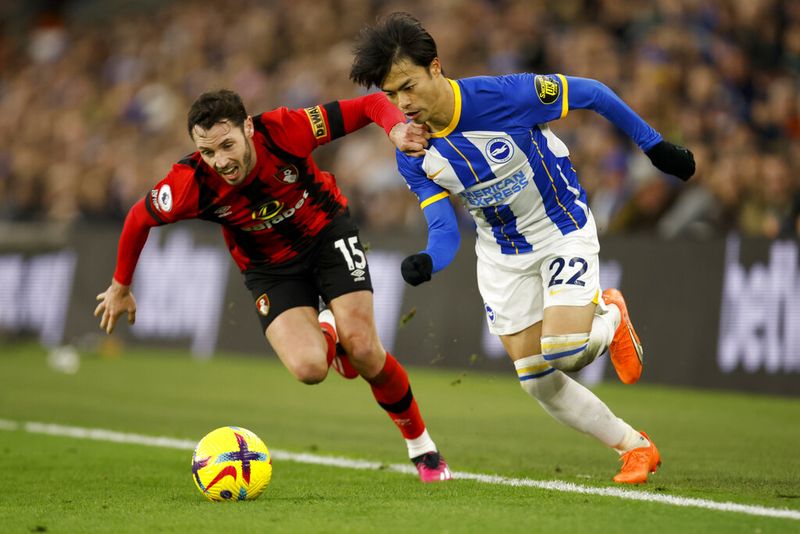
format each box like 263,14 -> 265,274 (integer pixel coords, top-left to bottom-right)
401,253 -> 433,286
645,140 -> 696,181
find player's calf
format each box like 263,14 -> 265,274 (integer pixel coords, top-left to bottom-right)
541,332 -> 596,372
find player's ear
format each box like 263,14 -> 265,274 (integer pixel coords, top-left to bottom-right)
244,117 -> 254,138
429,58 -> 442,78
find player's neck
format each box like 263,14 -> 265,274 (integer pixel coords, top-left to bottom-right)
426,77 -> 455,133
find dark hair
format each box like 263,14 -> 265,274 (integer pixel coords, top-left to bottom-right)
350,12 -> 438,88
187,89 -> 247,137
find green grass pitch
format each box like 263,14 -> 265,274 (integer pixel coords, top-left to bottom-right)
0,343 -> 798,533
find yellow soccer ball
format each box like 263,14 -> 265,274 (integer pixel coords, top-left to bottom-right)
191,426 -> 272,501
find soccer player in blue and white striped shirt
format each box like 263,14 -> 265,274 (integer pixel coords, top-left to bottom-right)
351,12 -> 695,484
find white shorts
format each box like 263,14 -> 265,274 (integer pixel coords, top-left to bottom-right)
477,223 -> 601,336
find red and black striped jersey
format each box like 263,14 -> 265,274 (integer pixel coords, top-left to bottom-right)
113,94 -> 403,282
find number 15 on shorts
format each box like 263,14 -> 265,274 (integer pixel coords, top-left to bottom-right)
334,236 -> 367,280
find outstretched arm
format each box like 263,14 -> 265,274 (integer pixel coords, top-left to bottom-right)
566,76 -> 695,180
339,93 -> 429,156
94,199 -> 156,333
264,93 -> 428,157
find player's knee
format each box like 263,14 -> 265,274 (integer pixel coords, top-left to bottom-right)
287,359 -> 329,385
541,333 -> 593,372
338,329 -> 380,366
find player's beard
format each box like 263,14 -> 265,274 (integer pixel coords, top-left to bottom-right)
242,141 -> 253,177
219,141 -> 254,186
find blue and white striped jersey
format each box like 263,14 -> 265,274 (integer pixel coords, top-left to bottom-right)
396,74 -> 662,272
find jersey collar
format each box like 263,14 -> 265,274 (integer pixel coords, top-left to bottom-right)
431,78 -> 461,138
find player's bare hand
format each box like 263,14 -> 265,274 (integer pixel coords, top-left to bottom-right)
94,279 -> 137,334
390,122 -> 429,157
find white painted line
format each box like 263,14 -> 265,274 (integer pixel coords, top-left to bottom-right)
0,419 -> 19,431
1,419 -> 798,521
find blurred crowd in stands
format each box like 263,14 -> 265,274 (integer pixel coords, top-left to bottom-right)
1,0 -> 799,239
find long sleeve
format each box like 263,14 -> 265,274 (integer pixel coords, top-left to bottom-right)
419,196 -> 461,273
259,93 -> 405,157
565,76 -> 662,151
397,152 -> 461,273
113,199 -> 158,285
337,92 -> 405,135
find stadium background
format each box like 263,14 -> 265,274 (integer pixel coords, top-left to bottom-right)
0,0 -> 798,396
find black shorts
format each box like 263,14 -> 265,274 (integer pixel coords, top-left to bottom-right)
244,212 -> 373,331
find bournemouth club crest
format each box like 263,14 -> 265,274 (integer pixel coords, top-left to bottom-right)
256,294 -> 270,317
273,165 -> 299,184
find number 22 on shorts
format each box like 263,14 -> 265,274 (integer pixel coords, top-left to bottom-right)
547,256 -> 588,287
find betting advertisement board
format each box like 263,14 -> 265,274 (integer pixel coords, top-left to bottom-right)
1,225 -> 797,395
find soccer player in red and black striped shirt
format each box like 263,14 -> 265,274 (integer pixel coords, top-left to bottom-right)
94,89 -> 452,482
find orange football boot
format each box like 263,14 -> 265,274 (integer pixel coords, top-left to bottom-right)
613,431 -> 661,484
602,288 -> 643,385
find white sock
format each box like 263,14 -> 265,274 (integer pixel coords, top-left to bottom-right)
585,305 -> 619,359
515,355 -> 635,449
406,429 -> 437,459
614,427 -> 650,454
